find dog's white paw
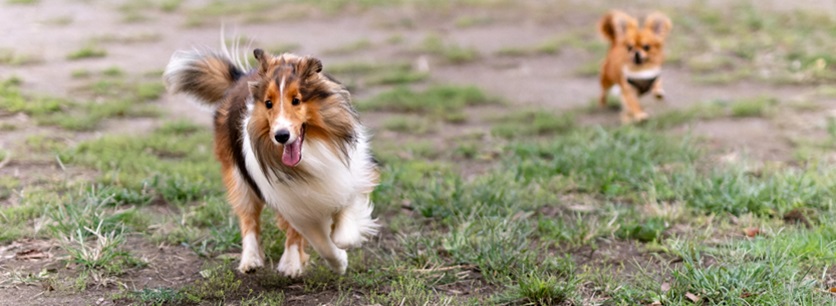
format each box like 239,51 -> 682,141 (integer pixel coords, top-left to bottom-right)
237,249 -> 264,273
277,244 -> 307,278
331,224 -> 364,250
324,249 -> 348,275
331,215 -> 379,250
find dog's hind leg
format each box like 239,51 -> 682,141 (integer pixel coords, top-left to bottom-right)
275,214 -> 309,278
224,167 -> 265,273
331,195 -> 379,250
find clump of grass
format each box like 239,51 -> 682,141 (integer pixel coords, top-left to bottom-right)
491,109 -> 576,138
359,85 -> 501,122
67,45 -> 107,60
323,39 -> 373,55
382,115 -> 436,135
63,120 -> 221,201
0,49 -> 43,66
328,61 -> 429,86
730,96 -> 778,117
419,35 -> 479,64
6,0 -> 38,4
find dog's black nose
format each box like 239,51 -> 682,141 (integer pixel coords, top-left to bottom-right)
634,52 -> 642,65
274,129 -> 290,144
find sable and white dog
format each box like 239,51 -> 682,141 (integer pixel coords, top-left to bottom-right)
163,47 -> 379,277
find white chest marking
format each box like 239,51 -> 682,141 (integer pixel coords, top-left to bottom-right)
623,67 -> 661,80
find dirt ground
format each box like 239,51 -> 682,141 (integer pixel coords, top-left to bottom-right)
1,0 -> 835,305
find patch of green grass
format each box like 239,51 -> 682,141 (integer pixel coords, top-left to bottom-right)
71,69 -> 92,79
652,100 -> 727,128
491,109 -> 576,138
730,96 -> 778,117
359,85 -> 501,122
498,259 -> 579,305
66,45 -> 107,60
0,49 -> 43,66
6,0 -> 38,4
93,32 -> 162,44
63,120 -> 220,201
328,61 -> 428,86
419,34 -> 479,64
323,39 -> 373,55
382,115 -> 436,135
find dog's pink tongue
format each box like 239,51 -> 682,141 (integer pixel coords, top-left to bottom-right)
281,138 -> 302,167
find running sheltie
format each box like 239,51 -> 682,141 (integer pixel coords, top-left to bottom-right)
163,47 -> 379,277
598,10 -> 672,123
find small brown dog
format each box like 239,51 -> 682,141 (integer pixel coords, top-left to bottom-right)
598,10 -> 672,123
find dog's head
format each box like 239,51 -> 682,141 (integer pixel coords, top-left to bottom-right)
612,12 -> 672,69
247,49 -> 323,167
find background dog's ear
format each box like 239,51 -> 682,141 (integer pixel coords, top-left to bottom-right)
253,48 -> 271,74
598,10 -> 638,43
644,12 -> 672,39
298,56 -> 323,82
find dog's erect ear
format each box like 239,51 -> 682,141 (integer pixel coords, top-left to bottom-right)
599,10 -> 638,43
298,56 -> 323,82
253,48 -> 271,74
644,12 -> 672,39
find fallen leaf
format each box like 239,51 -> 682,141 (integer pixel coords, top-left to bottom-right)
685,292 -> 700,303
744,227 -> 760,238
661,282 -> 671,293
829,287 -> 836,293
648,301 -> 662,306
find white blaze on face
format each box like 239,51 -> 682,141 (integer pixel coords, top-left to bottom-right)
271,75 -> 297,144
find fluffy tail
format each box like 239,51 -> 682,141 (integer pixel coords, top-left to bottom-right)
163,51 -> 244,106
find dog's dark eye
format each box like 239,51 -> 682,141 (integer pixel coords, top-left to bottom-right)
627,45 -> 634,51
265,100 -> 273,109
292,98 -> 300,106
643,44 -> 650,51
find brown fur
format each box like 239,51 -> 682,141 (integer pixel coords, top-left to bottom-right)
598,10 -> 672,123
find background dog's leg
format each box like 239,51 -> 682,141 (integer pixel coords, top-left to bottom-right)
275,214 -> 309,277
298,222 -> 348,274
224,167 -> 265,273
653,77 -> 665,101
619,85 -> 648,123
331,195 -> 379,250
599,78 -> 614,108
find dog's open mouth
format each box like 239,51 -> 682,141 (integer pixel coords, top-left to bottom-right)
281,125 -> 305,167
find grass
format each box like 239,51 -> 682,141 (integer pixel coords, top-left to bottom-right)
323,39 -> 373,55
67,45 -> 107,60
0,49 -> 43,66
419,34 -> 480,64
491,109 -> 576,138
359,85 -> 501,122
328,61 -> 429,86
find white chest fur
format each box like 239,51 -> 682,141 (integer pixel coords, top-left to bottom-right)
240,117 -> 376,222
622,66 -> 661,80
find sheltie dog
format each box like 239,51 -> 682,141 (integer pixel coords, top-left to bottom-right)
598,10 -> 672,123
163,47 -> 379,277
